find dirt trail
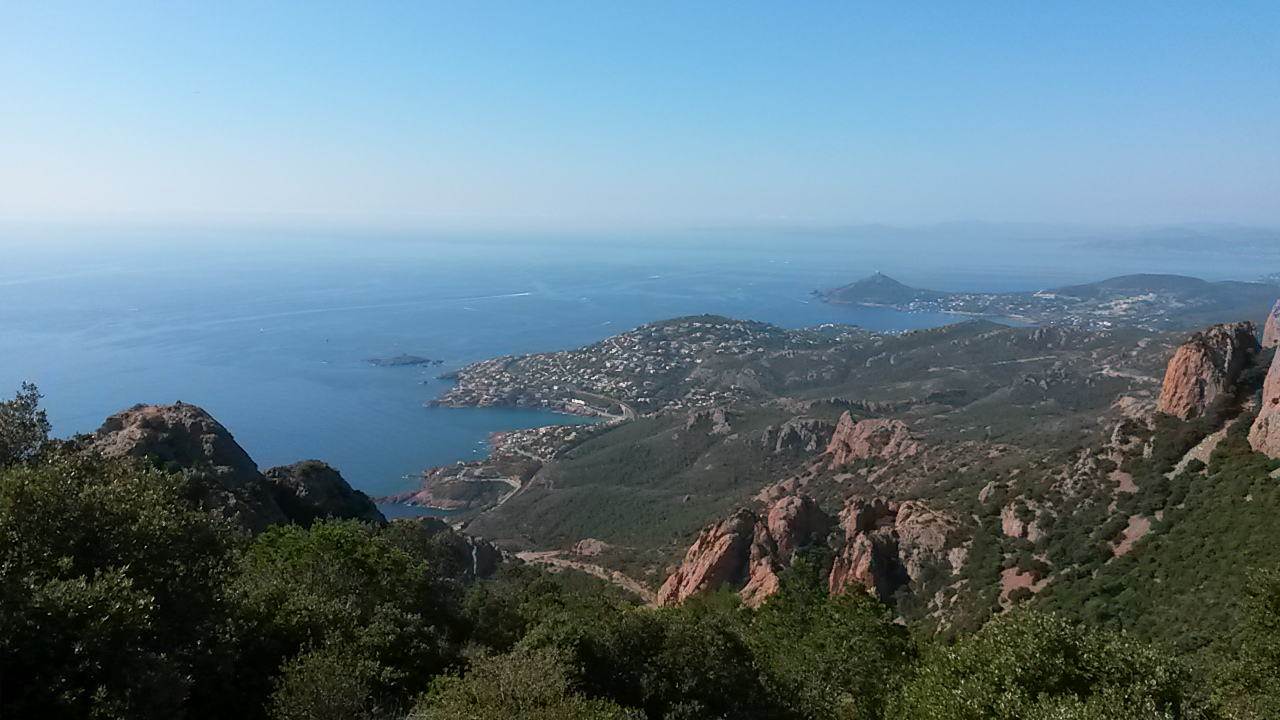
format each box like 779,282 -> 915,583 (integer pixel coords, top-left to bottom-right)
516,550 -> 657,606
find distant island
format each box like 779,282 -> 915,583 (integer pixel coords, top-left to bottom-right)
814,272 -> 1280,331
362,354 -> 443,367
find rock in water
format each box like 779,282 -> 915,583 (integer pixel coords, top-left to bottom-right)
826,413 -> 919,468
1250,353 -> 1280,458
1264,300 -> 1280,348
1155,322 -> 1258,420
92,402 -> 287,532
263,460 -> 386,527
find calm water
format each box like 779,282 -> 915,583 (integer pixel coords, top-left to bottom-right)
2,227 -> 1276,497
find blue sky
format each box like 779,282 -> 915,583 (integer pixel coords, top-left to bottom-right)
2,2 -> 1277,231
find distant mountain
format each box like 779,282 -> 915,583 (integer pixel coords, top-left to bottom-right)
816,272 -> 1280,331
814,272 -> 948,306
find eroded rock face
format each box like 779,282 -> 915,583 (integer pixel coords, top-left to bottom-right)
826,413 -> 919,468
1249,354 -> 1280,458
263,460 -> 386,527
828,497 -> 955,601
1156,322 -> 1258,419
764,417 -> 836,454
1263,300 -> 1280,349
658,509 -> 757,606
659,495 -> 831,607
92,402 -> 287,532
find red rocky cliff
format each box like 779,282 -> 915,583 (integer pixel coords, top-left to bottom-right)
826,413 -> 919,468
1250,352 -> 1280,458
1156,322 -> 1258,420
1264,299 -> 1280,349
828,497 -> 956,601
658,495 -> 830,607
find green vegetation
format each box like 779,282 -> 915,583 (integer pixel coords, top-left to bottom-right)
5,434 -> 1280,718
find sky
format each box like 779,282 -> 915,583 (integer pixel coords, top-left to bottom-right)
1,2 -> 1278,232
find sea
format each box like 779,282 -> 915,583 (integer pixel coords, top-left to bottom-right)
2,225 -> 1277,508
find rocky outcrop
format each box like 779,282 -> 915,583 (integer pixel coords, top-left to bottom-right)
1263,300 -> 1280,348
829,497 -> 956,601
763,417 -> 836,454
687,407 -> 733,435
658,509 -> 757,606
92,402 -> 386,533
659,495 -> 831,607
92,402 -> 287,532
263,460 -> 385,527
826,413 -> 919,468
1250,354 -> 1280,458
1156,322 -> 1258,419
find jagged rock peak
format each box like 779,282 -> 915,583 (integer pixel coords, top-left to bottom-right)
658,495 -> 831,608
826,413 -> 919,468
1249,353 -> 1280,458
1156,322 -> 1258,420
264,460 -> 386,527
1264,299 -> 1280,348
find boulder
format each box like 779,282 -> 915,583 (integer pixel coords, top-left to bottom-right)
92,402 -> 286,532
1250,354 -> 1280,458
263,460 -> 385,527
1156,322 -> 1258,419
826,413 -> 919,468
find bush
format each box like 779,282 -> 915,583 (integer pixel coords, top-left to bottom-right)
892,609 -> 1188,720
0,451 -> 237,718
747,560 -> 913,720
412,649 -> 634,720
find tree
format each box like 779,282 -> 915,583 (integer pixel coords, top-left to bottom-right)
0,451 -> 237,718
0,382 -> 51,467
747,560 -> 914,720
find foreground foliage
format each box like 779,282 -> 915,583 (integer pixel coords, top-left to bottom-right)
4,386 -> 1280,718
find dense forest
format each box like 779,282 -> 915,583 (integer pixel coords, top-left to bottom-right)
3,383 -> 1280,719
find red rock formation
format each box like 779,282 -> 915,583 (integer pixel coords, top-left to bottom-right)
826,413 -> 919,468
659,495 -> 831,607
828,497 -> 955,600
1250,353 -> 1280,458
1264,300 -> 1280,349
658,509 -> 757,606
1156,322 -> 1258,419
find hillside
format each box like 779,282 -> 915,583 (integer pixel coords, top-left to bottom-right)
815,272 -> 1280,331
392,311 -> 1280,651
7,316 -> 1280,717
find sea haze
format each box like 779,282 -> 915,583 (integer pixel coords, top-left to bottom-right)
2,226 -> 1277,498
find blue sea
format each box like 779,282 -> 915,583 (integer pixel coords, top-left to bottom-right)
2,226 -> 1276,500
